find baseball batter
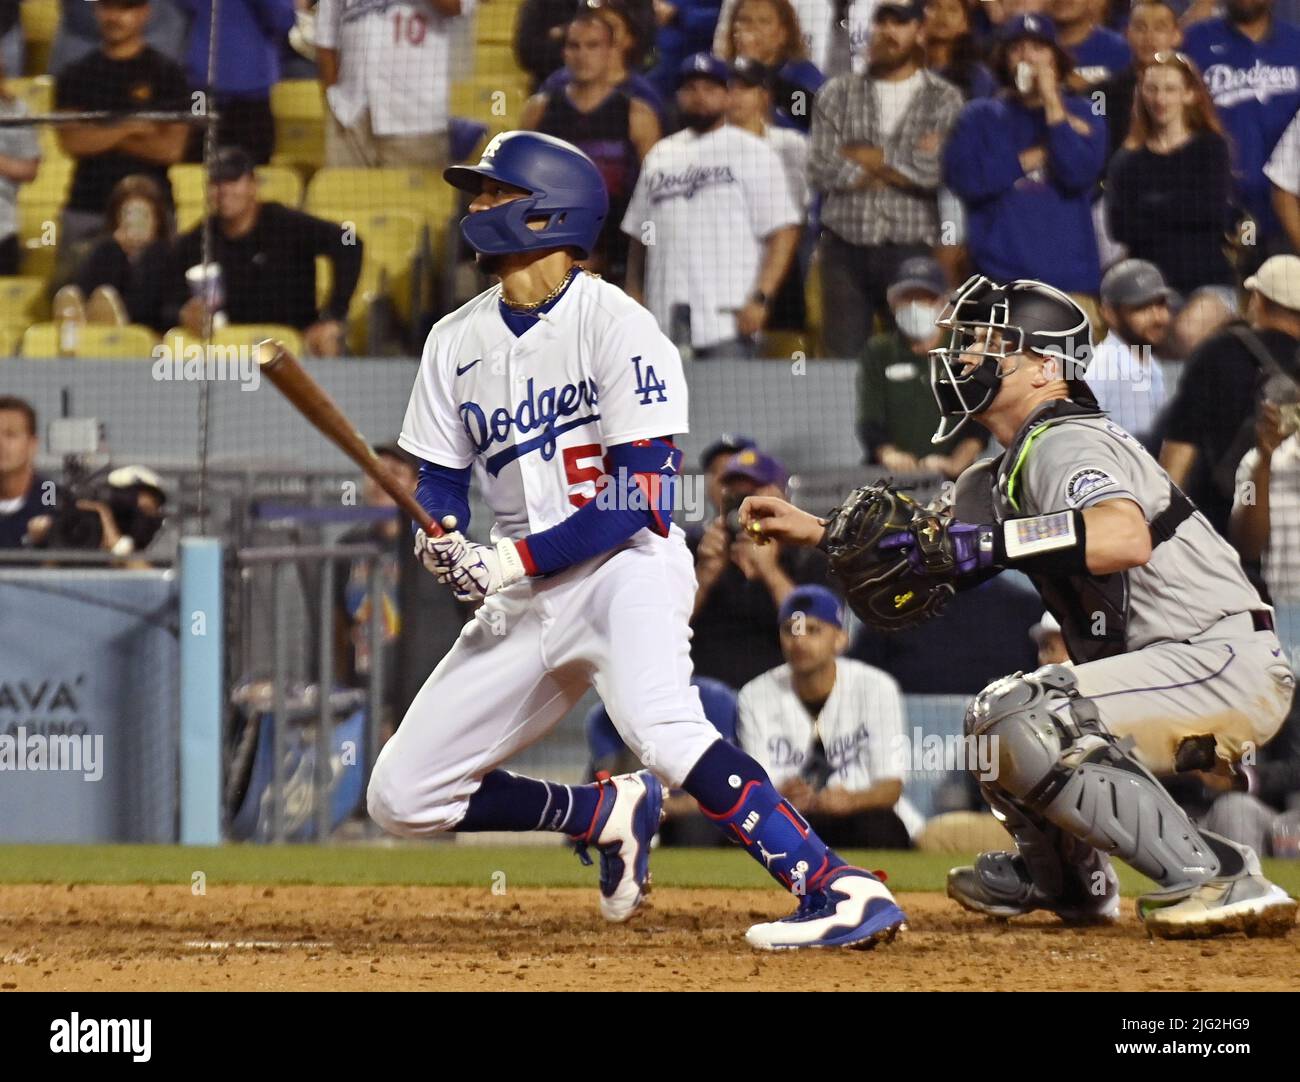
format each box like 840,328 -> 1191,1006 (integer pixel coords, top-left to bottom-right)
368,130 -> 907,950
742,274 -> 1298,938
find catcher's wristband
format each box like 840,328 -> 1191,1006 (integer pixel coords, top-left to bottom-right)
995,510 -> 1088,577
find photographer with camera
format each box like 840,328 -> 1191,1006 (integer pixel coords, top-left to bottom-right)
690,448 -> 832,689
0,396 -> 54,552
25,463 -> 167,563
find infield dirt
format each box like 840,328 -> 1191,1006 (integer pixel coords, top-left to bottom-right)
0,884 -> 1295,991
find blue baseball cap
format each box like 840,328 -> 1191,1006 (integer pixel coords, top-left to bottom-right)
999,12 -> 1060,46
679,52 -> 730,87
700,433 -> 757,470
721,448 -> 788,491
779,585 -> 844,629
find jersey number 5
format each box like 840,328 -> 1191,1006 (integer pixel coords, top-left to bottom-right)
632,355 -> 668,406
563,443 -> 605,508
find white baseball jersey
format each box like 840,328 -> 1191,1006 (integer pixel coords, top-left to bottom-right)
764,124 -> 812,216
316,0 -> 472,136
371,271 -> 719,831
399,270 -> 688,542
736,658 -> 924,838
621,124 -> 799,349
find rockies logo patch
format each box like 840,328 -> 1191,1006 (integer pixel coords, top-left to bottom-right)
1065,467 -> 1116,506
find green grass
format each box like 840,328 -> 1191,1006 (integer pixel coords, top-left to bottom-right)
1,844 -> 1298,896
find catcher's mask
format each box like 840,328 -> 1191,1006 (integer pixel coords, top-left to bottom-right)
929,275 -> 1098,443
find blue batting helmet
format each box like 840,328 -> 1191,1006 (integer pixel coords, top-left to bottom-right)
443,131 -> 609,259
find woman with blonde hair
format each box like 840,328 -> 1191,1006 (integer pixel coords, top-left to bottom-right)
1106,51 -> 1236,351
0,57 -> 40,276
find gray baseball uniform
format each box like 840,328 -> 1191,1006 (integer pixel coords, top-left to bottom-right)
957,402 -> 1296,773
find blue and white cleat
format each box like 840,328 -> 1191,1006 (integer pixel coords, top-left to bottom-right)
573,770 -> 665,923
745,867 -> 907,951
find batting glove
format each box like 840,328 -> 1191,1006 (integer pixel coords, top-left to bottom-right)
414,519 -> 527,602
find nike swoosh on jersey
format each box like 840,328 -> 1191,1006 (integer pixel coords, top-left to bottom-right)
456,358 -> 483,376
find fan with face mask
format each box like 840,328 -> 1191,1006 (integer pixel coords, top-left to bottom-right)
928,274 -> 1100,443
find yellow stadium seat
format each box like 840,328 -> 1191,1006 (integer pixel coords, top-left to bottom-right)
214,323 -> 305,356
170,163 -> 305,231
163,324 -> 305,358
8,76 -> 54,116
0,276 -> 49,322
450,76 -> 531,129
270,79 -> 326,173
20,322 -> 159,359
0,322 -> 26,357
21,0 -> 58,75
306,167 -> 453,222
476,0 -> 520,45
475,42 -> 520,78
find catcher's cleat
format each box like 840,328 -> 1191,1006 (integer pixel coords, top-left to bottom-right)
1139,847 -> 1297,940
572,770 -> 665,923
745,867 -> 907,951
947,851 -> 1120,925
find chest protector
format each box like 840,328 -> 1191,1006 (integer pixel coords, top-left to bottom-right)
965,402 -> 1196,662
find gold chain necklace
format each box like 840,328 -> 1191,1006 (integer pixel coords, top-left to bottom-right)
501,266 -> 583,311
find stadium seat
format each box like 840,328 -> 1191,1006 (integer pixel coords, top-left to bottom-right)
169,163 -> 305,231
474,41 -> 520,77
163,324 -> 305,359
0,322 -> 26,357
20,322 -> 160,359
270,79 -> 326,173
476,0 -> 521,45
306,167 -> 453,223
21,0 -> 59,76
8,76 -> 54,116
214,323 -> 305,356
450,76 -> 531,131
0,276 -> 50,322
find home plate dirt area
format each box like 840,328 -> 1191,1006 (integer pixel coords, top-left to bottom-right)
1,884 -> 1295,991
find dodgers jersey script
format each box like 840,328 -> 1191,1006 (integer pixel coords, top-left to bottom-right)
621,124 -> 799,349
399,270 -> 688,542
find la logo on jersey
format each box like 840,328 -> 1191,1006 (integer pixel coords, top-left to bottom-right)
633,355 -> 667,405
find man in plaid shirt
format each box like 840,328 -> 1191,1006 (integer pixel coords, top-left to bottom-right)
807,0 -> 963,360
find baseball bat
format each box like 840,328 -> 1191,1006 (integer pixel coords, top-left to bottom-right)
255,340 -> 441,536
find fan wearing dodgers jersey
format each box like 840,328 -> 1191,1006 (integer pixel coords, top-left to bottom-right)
737,585 -> 923,849
368,130 -> 908,951
622,52 -> 801,359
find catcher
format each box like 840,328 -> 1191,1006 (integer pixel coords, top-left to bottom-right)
741,274 -> 1298,939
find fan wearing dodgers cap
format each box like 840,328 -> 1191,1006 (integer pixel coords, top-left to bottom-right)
622,52 -> 801,358
1160,253 -> 1300,537
1083,259 -> 1173,449
736,584 -> 922,848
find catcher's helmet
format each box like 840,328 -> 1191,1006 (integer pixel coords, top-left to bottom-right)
928,275 -> 1098,442
443,131 -> 609,259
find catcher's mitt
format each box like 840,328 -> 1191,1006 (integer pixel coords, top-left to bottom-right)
821,482 -> 956,632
